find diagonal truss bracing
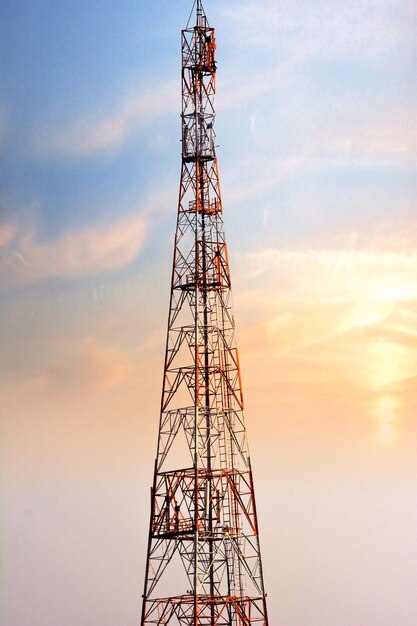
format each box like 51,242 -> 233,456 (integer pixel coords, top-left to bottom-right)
140,2 -> 269,625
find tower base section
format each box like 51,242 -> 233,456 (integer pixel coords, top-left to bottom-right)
142,594 -> 268,625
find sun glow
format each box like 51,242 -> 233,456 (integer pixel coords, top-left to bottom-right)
367,340 -> 414,445
374,396 -> 400,445
241,247 -> 417,447
369,339 -> 409,389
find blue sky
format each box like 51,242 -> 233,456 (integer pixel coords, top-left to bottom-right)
1,0 -> 415,251
1,1 -> 417,625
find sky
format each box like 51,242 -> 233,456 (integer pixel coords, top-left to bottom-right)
1,0 -> 416,625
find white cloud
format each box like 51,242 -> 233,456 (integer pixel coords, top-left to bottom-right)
218,47 -> 311,110
240,246 -> 417,330
35,79 -> 178,157
218,0 -> 413,58
236,245 -> 417,390
219,103 -> 416,208
32,0 -> 416,163
234,244 -> 417,438
34,48 -> 308,159
0,209 -> 147,288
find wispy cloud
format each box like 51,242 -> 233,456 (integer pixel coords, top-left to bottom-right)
238,246 -> 417,351
0,209 -> 147,288
34,49 -> 308,159
222,111 -> 416,206
32,36 -> 314,161
218,48 -> 311,110
46,335 -> 133,395
235,244 -> 417,441
219,0 -> 414,58
32,0 -> 416,162
7,335 -> 133,397
34,79 -> 178,157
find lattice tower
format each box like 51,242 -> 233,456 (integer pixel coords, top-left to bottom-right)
140,3 -> 269,624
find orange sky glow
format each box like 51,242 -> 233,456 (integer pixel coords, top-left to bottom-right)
1,1 -> 416,625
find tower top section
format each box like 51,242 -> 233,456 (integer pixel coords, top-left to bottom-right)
181,0 -> 216,162
187,0 -> 210,29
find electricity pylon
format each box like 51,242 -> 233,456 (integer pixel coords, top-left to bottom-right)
140,2 -> 269,624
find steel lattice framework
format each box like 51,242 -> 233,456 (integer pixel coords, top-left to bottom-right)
141,2 -> 269,625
